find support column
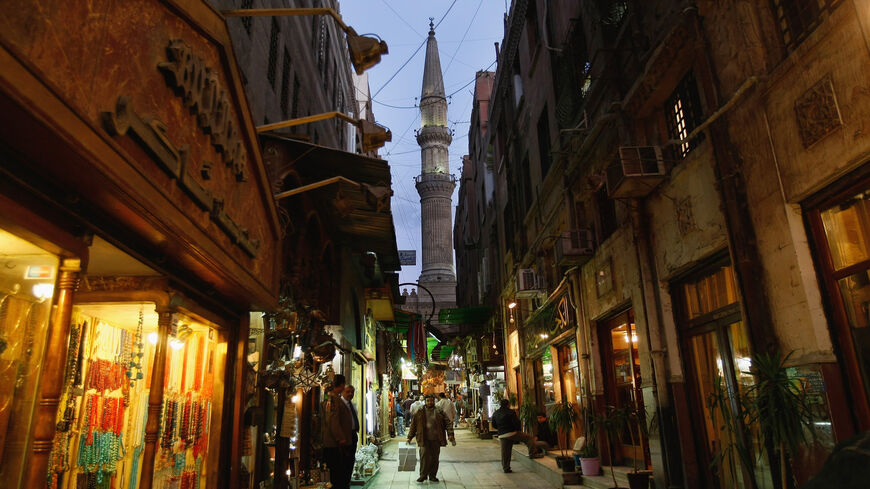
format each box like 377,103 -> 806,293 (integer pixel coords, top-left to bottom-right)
139,308 -> 173,489
25,258 -> 80,488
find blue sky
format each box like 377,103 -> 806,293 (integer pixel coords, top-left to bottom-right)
339,0 -> 508,286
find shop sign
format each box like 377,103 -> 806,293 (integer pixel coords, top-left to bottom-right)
398,250 -> 416,265
101,40 -> 259,257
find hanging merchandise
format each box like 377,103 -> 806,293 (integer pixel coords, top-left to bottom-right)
127,307 -> 145,387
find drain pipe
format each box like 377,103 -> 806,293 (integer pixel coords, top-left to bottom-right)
630,200 -> 681,489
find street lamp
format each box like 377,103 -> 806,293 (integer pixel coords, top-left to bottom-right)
256,111 -> 392,153
221,8 -> 389,75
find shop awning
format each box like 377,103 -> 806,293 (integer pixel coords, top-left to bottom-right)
438,306 -> 492,325
262,135 -> 400,271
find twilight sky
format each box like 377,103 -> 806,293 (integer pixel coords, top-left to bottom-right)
339,0 -> 508,287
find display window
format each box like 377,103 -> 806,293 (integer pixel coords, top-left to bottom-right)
46,302 -> 223,489
0,228 -> 59,488
558,342 -> 581,406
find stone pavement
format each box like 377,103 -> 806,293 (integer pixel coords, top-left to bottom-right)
367,429 -> 561,489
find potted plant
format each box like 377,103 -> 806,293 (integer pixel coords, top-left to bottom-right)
519,398 -> 538,433
578,407 -> 601,476
600,405 -> 630,488
549,401 -> 580,472
626,405 -> 656,489
747,351 -> 817,489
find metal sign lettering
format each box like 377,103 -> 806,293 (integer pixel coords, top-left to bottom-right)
398,250 -> 416,266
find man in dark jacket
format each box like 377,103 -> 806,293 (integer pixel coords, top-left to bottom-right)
321,375 -> 353,489
490,399 -> 538,473
408,394 -> 455,482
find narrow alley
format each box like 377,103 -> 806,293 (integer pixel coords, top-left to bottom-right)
368,430 -> 559,489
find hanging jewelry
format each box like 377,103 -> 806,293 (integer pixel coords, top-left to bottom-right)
127,307 -> 145,387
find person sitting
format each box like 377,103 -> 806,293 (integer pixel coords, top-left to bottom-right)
491,399 -> 538,473
533,412 -> 557,456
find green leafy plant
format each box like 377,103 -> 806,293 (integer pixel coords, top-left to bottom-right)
519,398 -> 538,433
509,392 -> 518,407
626,405 -> 657,473
600,405 -> 630,488
578,406 -> 600,458
746,351 -> 817,489
549,401 -> 580,458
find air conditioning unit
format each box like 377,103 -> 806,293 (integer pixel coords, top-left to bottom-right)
516,268 -> 543,298
554,228 -> 595,266
606,146 -> 666,199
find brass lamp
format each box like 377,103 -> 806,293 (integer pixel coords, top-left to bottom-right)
257,111 -> 392,152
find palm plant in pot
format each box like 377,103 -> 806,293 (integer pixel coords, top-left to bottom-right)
519,398 -> 538,433
578,407 -> 601,476
600,405 -> 630,488
549,400 -> 580,472
626,405 -> 656,489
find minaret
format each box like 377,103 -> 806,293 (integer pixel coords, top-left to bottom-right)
416,19 -> 457,307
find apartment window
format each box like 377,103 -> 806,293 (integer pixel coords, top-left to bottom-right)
521,156 -> 533,214
772,0 -> 842,51
291,75 -> 301,119
537,106 -> 551,177
240,0 -> 253,34
666,71 -> 705,158
526,0 -> 540,52
267,18 -> 280,88
280,49 -> 292,119
595,186 -> 617,242
512,60 -> 523,107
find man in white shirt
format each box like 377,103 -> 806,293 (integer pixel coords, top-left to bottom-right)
409,395 -> 424,418
435,393 -> 456,425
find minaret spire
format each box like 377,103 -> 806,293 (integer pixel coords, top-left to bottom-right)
416,20 -> 456,303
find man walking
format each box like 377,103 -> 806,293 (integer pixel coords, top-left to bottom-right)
321,375 -> 353,489
408,394 -> 456,482
395,395 -> 406,435
453,395 -> 465,427
409,395 -> 424,418
491,399 -> 537,473
436,393 -> 456,426
402,395 -> 414,427
342,385 -> 360,484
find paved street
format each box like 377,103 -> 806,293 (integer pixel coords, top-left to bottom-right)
368,429 -> 560,489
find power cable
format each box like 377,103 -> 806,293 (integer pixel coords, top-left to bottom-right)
379,0 -> 425,37
372,0 -> 459,99
443,0 -> 484,77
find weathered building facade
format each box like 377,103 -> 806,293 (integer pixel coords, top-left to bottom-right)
454,1 -> 870,488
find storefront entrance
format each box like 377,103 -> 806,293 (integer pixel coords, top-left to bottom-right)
676,259 -> 771,489
598,309 -> 646,465
806,180 -> 870,431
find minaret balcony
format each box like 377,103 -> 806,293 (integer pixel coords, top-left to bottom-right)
415,125 -> 452,146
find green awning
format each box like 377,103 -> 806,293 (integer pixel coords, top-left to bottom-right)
439,345 -> 456,359
427,337 -> 439,358
438,306 -> 492,324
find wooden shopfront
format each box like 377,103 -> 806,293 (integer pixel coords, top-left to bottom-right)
0,1 -> 281,488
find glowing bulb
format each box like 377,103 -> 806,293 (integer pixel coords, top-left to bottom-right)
292,394 -> 301,403
148,332 -> 159,345
507,302 -> 517,309
32,283 -> 54,300
169,339 -> 184,350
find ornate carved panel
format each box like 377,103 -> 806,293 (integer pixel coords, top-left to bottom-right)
794,75 -> 843,148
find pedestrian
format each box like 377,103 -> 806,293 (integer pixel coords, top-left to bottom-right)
409,395 -> 424,418
321,375 -> 353,489
436,392 -> 456,426
395,396 -> 406,435
453,395 -> 465,426
408,394 -> 456,482
491,399 -> 538,473
534,412 -> 557,453
342,385 -> 360,484
402,395 -> 414,427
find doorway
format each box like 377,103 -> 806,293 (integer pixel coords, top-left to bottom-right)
598,308 -> 647,465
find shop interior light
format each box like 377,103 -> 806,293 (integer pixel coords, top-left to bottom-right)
169,338 -> 185,350
32,283 -> 54,300
148,332 -> 159,345
291,393 -> 301,403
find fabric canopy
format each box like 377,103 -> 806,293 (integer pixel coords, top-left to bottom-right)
438,306 -> 492,324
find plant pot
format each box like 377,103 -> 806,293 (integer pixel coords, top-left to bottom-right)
627,471 -> 650,489
579,457 -> 600,476
561,472 -> 581,485
557,456 -> 576,472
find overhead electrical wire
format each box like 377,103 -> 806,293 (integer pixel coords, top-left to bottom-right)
443,0 -> 484,77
